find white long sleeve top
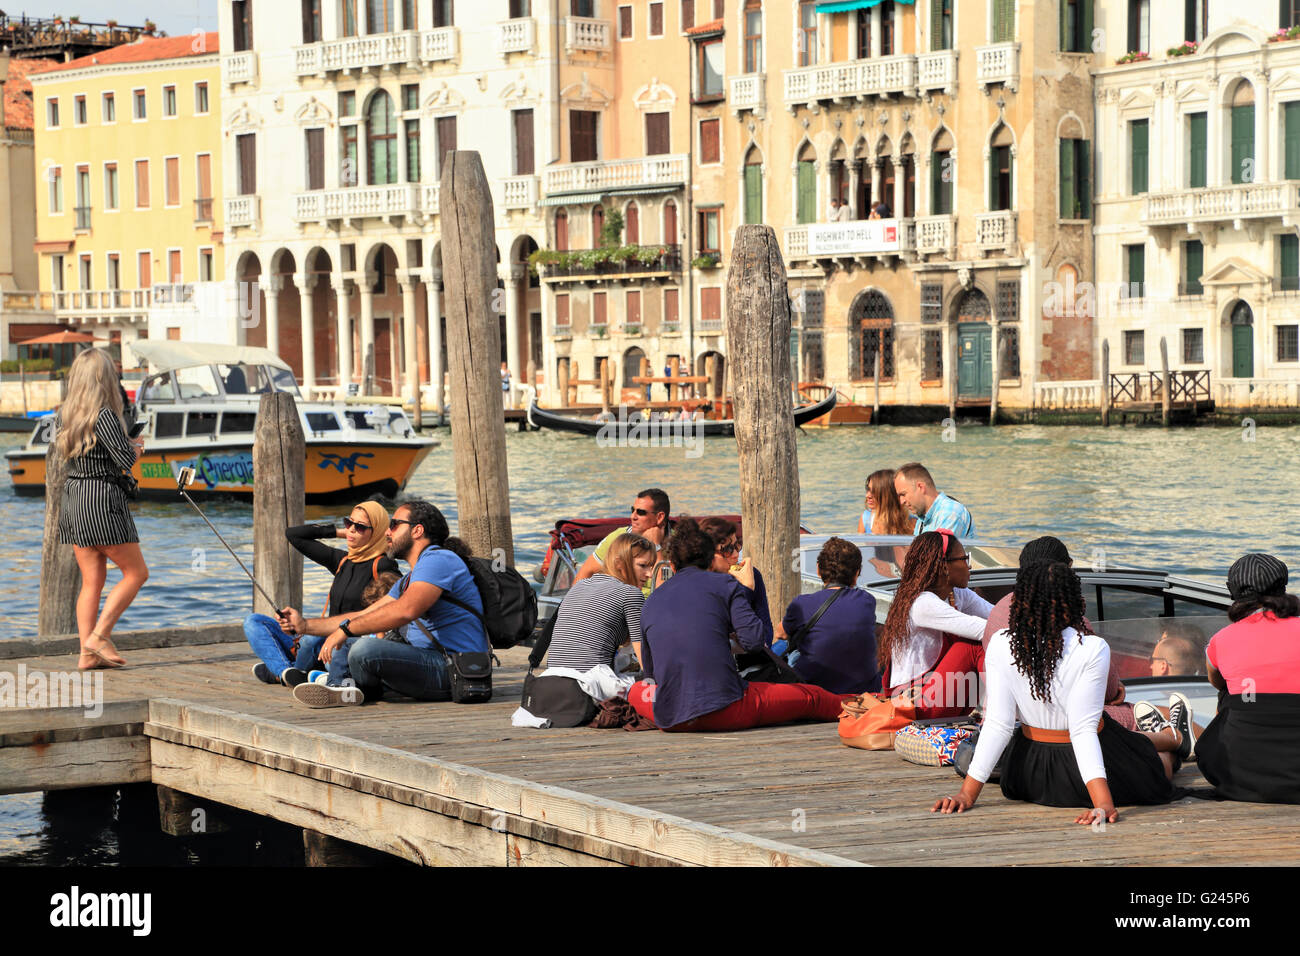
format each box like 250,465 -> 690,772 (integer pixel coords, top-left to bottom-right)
967,627 -> 1110,785
889,588 -> 992,687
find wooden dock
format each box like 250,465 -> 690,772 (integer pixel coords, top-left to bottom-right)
4,638 -> 1298,867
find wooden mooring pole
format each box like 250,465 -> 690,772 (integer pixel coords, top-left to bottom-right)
441,151 -> 515,565
1100,339 -> 1111,428
725,225 -> 801,624
1160,337 -> 1172,427
252,392 -> 305,616
38,429 -> 79,637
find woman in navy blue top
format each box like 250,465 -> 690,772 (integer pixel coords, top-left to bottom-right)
628,520 -> 849,732
781,536 -> 881,694
697,516 -> 773,647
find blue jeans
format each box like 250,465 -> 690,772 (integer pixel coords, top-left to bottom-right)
347,636 -> 452,702
244,614 -> 325,674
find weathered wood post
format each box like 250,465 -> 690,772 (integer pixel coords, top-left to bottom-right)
252,391 -> 305,616
668,355 -> 680,402
990,330 -> 1004,426
441,151 -> 515,565
1100,339 -> 1111,427
872,350 -> 881,423
556,357 -> 570,408
38,426 -> 80,637
598,357 -> 611,413
725,225 -> 800,625
1160,336 -> 1172,427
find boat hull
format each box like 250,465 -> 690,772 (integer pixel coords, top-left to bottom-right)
6,440 -> 435,503
526,392 -> 837,438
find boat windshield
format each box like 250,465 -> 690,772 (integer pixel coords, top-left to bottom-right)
175,366 -> 221,400
215,363 -> 299,396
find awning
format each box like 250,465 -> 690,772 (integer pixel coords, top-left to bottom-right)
34,240 -> 74,254
539,185 -> 682,207
131,340 -> 292,373
685,18 -> 724,36
538,191 -> 605,207
815,0 -> 914,13
606,185 -> 681,198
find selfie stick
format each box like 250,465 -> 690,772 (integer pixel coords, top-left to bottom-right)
175,466 -> 282,611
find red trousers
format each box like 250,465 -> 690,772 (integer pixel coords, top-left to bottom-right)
887,634 -> 985,720
628,679 -> 852,732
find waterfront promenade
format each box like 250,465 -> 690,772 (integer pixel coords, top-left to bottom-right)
3,635 -> 1297,867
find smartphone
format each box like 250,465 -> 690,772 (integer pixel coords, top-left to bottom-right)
128,417 -> 149,439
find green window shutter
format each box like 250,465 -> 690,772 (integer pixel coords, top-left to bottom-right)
1185,240 -> 1203,295
796,161 -> 816,224
1283,235 -> 1299,291
932,0 -> 944,51
1059,139 -> 1075,218
994,0 -> 1013,42
1060,0 -> 1069,50
1131,120 -> 1148,195
1083,0 -> 1094,52
931,152 -> 945,214
1189,112 -> 1207,188
1128,244 -> 1145,288
1231,104 -> 1255,185
1285,102 -> 1300,180
1078,140 -> 1091,217
744,163 -> 762,224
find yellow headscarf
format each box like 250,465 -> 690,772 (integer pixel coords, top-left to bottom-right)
345,500 -> 391,564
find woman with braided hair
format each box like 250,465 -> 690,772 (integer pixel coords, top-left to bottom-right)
933,561 -> 1182,825
878,530 -> 991,718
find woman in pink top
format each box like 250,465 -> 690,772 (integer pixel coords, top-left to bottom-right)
1198,553 -> 1300,804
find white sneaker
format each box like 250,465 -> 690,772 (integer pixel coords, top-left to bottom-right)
1133,701 -> 1172,735
293,682 -> 364,708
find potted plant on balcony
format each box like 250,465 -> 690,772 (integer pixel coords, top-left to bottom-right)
1115,50 -> 1150,64
106,18 -> 117,28
609,245 -> 639,269
1167,40 -> 1197,57
692,253 -> 720,270
623,323 -> 641,336
144,19 -> 156,34
1270,25 -> 1300,42
636,246 -> 669,268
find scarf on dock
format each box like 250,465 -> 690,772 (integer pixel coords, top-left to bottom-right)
345,501 -> 392,565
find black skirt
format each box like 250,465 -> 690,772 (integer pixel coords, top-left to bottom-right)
1198,692 -> 1300,804
999,714 -> 1176,808
58,475 -> 139,547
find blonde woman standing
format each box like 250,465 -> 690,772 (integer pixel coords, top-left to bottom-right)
56,348 -> 147,669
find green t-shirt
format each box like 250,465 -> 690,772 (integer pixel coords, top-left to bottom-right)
593,527 -> 653,597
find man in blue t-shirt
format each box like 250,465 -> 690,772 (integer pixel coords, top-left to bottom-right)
280,499 -> 488,707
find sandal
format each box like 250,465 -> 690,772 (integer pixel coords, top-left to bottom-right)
84,630 -> 127,667
78,648 -> 124,670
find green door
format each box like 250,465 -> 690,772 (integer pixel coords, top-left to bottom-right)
1232,324 -> 1253,378
957,323 -> 992,398
1231,105 -> 1255,184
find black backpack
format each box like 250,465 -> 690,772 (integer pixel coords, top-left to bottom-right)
439,554 -> 539,650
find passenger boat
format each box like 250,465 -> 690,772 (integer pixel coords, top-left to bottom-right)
526,391 -> 837,438
536,528 -> 1231,724
5,341 -> 438,503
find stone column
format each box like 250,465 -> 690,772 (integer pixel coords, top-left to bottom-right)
499,263 -> 523,404
892,154 -> 905,218
296,273 -> 317,393
871,162 -> 882,211
264,275 -> 282,359
1254,73 -> 1270,186
333,276 -> 353,391
398,271 -> 419,403
848,160 -> 863,218
359,273 -> 376,394
425,269 -> 443,414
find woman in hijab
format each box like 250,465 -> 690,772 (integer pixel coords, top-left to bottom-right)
243,500 -> 398,686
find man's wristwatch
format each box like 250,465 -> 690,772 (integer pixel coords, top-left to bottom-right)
339,619 -> 356,638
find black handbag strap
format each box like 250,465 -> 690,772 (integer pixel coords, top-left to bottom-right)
528,611 -> 559,671
786,587 -> 848,655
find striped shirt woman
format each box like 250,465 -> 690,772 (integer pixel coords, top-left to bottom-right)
546,533 -> 656,673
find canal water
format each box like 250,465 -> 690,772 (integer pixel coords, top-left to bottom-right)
3,421 -> 1299,863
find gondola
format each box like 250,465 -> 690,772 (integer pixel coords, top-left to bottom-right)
526,391 -> 837,438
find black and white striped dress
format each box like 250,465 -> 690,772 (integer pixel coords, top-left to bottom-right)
57,408 -> 139,547
546,574 -> 645,672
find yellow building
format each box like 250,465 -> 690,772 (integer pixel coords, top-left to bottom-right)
30,33 -> 224,367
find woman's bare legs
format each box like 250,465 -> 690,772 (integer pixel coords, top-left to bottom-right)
73,545 -> 115,667
74,542 -> 148,665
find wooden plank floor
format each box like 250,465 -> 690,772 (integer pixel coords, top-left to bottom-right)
5,643 -> 1300,866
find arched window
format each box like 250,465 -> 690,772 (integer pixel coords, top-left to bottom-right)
851,290 -> 894,380
744,148 -> 763,224
1230,79 -> 1255,186
555,209 -> 569,251
591,205 -> 605,248
743,0 -> 763,74
796,143 -> 816,224
625,201 -> 640,245
366,91 -> 397,185
876,138 -> 895,217
989,123 -> 1013,210
931,129 -> 953,215
663,199 -> 678,244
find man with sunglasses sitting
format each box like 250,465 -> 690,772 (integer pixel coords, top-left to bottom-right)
574,488 -> 672,598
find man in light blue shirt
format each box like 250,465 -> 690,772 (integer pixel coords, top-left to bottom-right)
894,462 -> 975,538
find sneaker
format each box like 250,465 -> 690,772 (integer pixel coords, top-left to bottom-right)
281,668 -> 309,688
307,669 -> 328,685
251,662 -> 279,685
1168,693 -> 1196,761
1133,701 -> 1171,735
293,682 -> 364,708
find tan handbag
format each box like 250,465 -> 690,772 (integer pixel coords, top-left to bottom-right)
837,686 -> 922,751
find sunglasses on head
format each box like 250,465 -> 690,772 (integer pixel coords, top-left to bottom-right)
342,517 -> 372,533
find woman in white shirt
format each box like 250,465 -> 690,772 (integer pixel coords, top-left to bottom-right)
877,530 -> 992,718
933,561 -> 1182,824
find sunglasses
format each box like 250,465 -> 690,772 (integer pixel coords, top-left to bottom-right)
631,507 -> 654,517
390,518 -> 412,529
342,517 -> 372,533
945,554 -> 971,566
717,541 -> 740,556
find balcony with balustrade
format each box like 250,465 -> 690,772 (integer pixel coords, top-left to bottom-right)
222,51 -> 258,86
916,50 -> 958,94
225,195 -> 260,230
783,54 -> 917,110
915,215 -> 956,256
49,288 -> 151,322
729,74 -> 765,115
565,17 -> 610,54
976,43 -> 1019,92
497,18 -> 537,54
975,210 -> 1017,255
542,154 -> 688,196
501,175 -> 539,210
293,184 -> 426,225
1142,181 -> 1300,234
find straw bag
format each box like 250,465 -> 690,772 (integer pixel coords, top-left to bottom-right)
838,687 -> 922,751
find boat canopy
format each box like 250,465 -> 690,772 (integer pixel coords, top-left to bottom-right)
131,341 -> 293,374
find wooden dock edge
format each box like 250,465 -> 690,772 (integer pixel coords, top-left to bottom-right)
0,700 -> 152,795
143,699 -> 864,868
2,623 -> 247,661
